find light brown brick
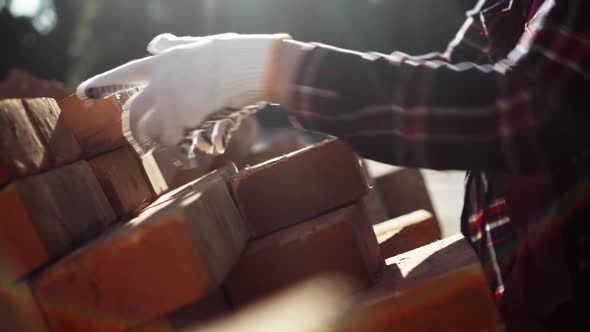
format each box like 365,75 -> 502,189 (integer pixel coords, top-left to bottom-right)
231,138 -> 369,238
89,146 -> 154,218
58,94 -> 127,158
34,166 -> 248,329
224,204 -> 378,308
338,235 -> 503,332
373,210 -> 441,258
0,161 -> 116,279
22,98 -> 81,166
0,99 -> 48,185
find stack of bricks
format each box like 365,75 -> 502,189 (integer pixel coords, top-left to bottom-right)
1,93 -> 502,332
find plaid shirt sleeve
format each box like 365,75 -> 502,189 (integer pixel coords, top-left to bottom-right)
286,0 -> 590,173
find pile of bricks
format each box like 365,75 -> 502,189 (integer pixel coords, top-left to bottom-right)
0,95 -> 503,332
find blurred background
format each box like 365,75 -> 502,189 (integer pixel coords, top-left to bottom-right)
0,0 -> 476,89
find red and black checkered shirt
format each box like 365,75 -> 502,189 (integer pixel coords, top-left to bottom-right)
286,0 -> 590,326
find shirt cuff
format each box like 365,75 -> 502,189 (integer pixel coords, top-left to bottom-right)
265,39 -> 311,108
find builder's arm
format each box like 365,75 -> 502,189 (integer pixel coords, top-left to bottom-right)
270,0 -> 590,173
78,1 -> 590,173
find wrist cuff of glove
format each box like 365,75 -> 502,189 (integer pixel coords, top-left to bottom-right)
217,34 -> 292,108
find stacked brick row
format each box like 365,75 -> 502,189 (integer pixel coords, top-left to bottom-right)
0,94 -> 502,332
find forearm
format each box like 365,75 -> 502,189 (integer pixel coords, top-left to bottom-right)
265,28 -> 590,173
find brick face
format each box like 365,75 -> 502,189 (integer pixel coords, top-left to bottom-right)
89,146 -> 154,218
0,283 -> 48,332
375,168 -> 437,221
0,161 -> 115,279
34,168 -> 248,328
243,129 -> 306,167
58,94 -> 127,158
0,99 -> 48,185
373,210 -> 441,259
231,138 -> 369,238
224,204 -> 375,308
339,235 -> 503,332
22,98 -> 81,166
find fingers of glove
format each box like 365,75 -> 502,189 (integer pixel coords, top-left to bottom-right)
125,87 -> 155,140
142,94 -> 186,146
147,33 -> 240,54
136,109 -> 161,144
77,56 -> 155,99
159,116 -> 186,146
148,33 -> 202,54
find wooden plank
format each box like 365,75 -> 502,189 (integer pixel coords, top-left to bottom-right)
0,99 -> 48,185
89,146 -> 154,218
231,138 -> 369,238
34,166 -> 248,329
58,94 -> 127,158
0,161 -> 116,279
373,210 -> 441,258
22,98 -> 81,166
224,204 -> 377,308
337,235 -> 504,332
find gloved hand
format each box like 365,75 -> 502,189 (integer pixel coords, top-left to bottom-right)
77,33 -> 291,145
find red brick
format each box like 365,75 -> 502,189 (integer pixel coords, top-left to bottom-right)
118,292 -> 229,332
151,146 -> 214,191
224,204 -> 377,308
338,235 -> 503,332
231,138 -> 369,238
22,98 -> 81,166
373,210 -> 441,258
0,161 -> 116,279
354,202 -> 385,281
58,94 -> 127,158
89,146 -> 154,218
0,69 -> 67,100
360,160 -> 388,226
244,128 -> 306,167
34,167 -> 248,329
0,99 -> 48,185
0,282 -> 48,332
375,167 -> 438,221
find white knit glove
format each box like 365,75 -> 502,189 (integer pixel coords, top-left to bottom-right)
77,33 -> 291,145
